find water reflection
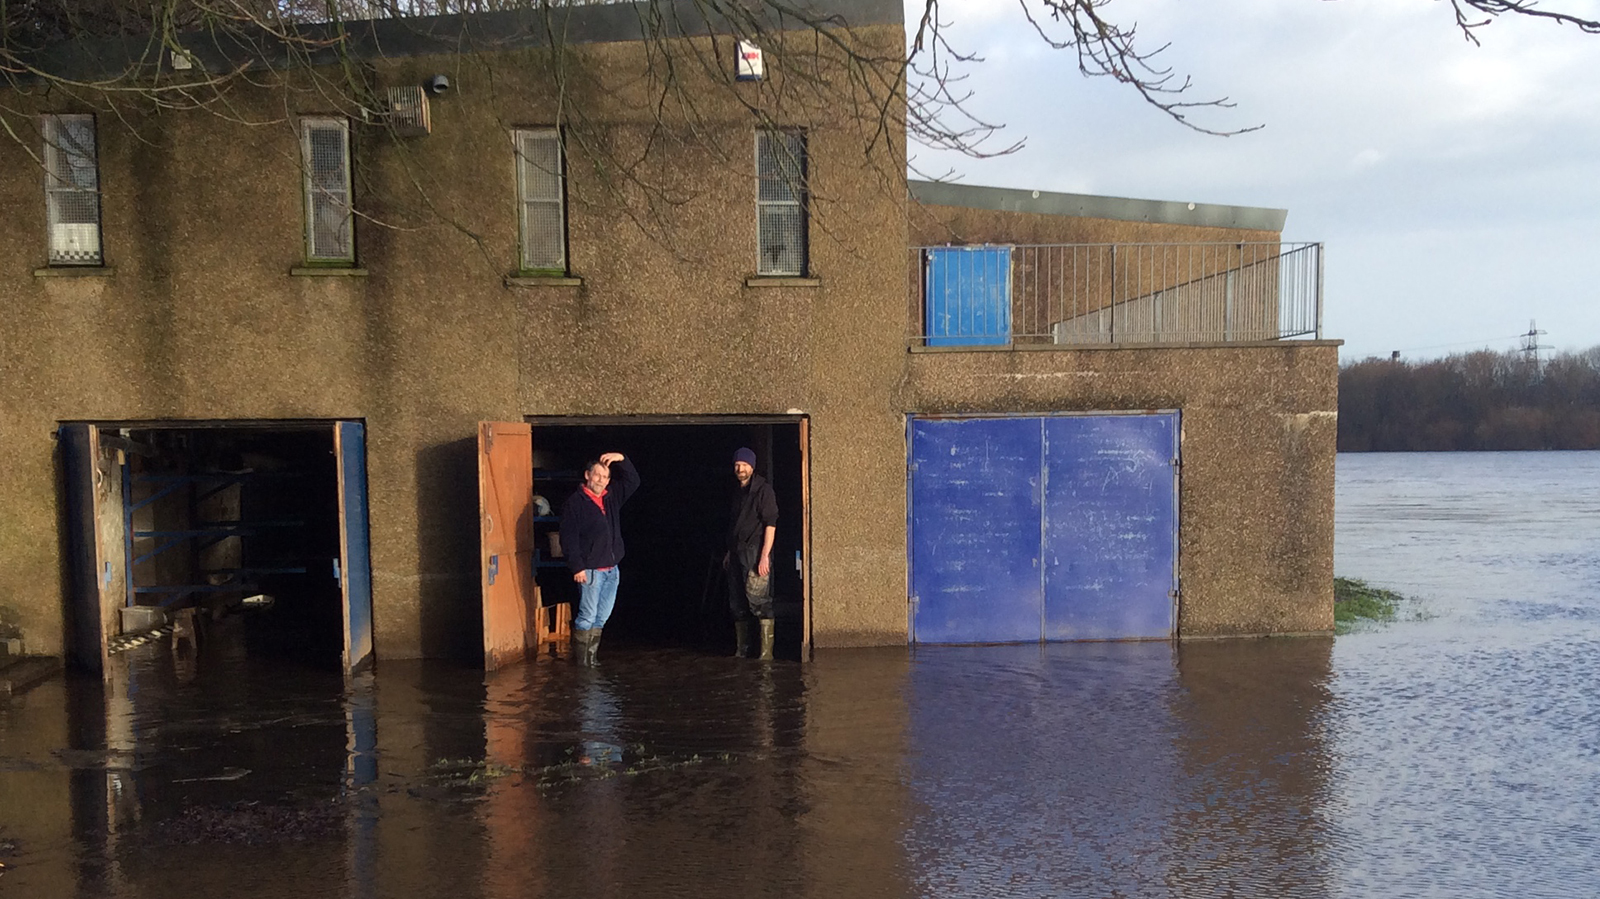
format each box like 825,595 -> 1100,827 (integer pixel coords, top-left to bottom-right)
6,453 -> 1596,897
906,639 -> 1333,898
2,634 -> 1343,899
473,655 -> 818,899
1170,639 -> 1334,898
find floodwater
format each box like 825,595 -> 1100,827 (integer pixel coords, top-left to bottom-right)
2,451 -> 1598,898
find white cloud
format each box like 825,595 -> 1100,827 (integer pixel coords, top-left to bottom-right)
1350,149 -> 1387,169
904,0 -> 1600,357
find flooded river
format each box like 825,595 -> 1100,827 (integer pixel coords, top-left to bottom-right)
3,451 -> 1598,898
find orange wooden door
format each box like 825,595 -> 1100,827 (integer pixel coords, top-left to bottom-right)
478,421 -> 536,670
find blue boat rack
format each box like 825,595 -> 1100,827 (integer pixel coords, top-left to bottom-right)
124,470 -> 309,609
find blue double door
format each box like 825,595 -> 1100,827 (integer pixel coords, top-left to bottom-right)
909,413 -> 1180,643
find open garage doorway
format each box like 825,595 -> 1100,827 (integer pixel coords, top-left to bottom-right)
60,421 -> 372,676
481,416 -> 810,664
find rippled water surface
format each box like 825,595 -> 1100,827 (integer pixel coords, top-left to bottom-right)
2,451 -> 1597,898
1328,451 -> 1600,898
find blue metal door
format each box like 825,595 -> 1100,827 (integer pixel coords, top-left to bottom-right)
909,413 -> 1179,644
909,417 -> 1042,643
335,421 -> 374,673
1042,414 -> 1179,640
925,247 -> 1011,346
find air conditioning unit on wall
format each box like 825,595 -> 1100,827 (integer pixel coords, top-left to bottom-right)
385,86 -> 431,136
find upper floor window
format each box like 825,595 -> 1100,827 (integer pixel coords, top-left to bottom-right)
756,129 -> 807,277
43,114 -> 102,266
302,117 -> 354,263
515,128 -> 567,275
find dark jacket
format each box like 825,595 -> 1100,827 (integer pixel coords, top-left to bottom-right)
727,473 -> 779,552
559,459 -> 640,573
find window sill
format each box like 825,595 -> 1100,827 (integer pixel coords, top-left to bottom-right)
35,266 -> 113,278
291,266 -> 368,277
505,276 -> 583,287
745,277 -> 820,288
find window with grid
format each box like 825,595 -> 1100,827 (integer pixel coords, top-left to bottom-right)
43,114 -> 103,266
302,118 -> 354,263
515,129 -> 567,275
756,130 -> 807,277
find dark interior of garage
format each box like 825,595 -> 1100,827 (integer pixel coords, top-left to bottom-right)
112,425 -> 347,667
529,420 -> 807,659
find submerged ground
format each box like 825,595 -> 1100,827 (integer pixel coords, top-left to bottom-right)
2,450 -> 1597,898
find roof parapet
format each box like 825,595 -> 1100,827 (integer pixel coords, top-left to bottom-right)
910,180 -> 1288,233
22,0 -> 904,85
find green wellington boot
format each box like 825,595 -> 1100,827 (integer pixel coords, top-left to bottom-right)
587,628 -> 603,667
734,620 -> 752,658
572,629 -> 592,667
758,619 -> 775,661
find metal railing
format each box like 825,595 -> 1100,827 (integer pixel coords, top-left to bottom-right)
909,242 -> 1323,347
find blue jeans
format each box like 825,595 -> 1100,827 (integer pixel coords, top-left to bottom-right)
575,566 -> 620,631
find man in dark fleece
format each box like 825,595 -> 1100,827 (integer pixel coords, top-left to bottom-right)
559,452 -> 640,666
725,447 -> 778,659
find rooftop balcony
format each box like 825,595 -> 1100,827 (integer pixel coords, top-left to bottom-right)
908,241 -> 1324,348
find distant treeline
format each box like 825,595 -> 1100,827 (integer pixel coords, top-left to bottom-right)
1339,347 -> 1600,452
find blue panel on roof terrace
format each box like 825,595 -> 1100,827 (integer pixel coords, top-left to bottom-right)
925,246 -> 1012,346
1042,414 -> 1179,641
909,417 -> 1042,643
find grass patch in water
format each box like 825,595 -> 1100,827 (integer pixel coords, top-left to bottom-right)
1334,577 -> 1402,632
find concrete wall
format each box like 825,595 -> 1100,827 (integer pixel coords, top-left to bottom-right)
903,344 -> 1338,636
0,13 -> 911,657
909,194 -> 1296,346
0,6 -> 1337,655
905,198 -> 1336,636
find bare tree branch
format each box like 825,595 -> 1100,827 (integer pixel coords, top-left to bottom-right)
1450,0 -> 1600,46
4,0 -> 1599,244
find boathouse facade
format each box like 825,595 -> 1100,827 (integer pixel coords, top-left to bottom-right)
0,0 -> 1337,669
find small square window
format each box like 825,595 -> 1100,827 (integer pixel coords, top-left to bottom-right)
43,114 -> 103,266
515,128 -> 567,275
302,118 -> 354,263
756,130 -> 807,277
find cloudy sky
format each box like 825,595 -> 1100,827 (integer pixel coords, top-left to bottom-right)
904,0 -> 1600,361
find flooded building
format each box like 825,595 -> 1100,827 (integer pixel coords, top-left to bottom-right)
0,0 -> 1337,673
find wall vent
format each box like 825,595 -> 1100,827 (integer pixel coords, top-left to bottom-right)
385,86 -> 431,136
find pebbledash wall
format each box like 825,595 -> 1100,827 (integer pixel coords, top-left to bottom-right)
0,0 -> 911,659
906,182 -> 1340,636
0,0 -> 1336,662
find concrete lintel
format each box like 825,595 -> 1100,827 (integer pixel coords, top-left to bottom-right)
910,180 -> 1290,232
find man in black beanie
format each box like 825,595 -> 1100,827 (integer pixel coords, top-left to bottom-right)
725,446 -> 778,659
